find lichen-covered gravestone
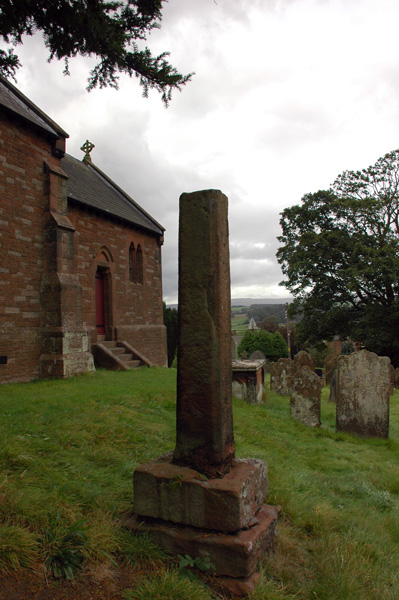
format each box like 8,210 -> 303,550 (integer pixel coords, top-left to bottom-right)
336,350 -> 390,438
289,366 -> 323,427
130,190 -> 279,597
270,357 -> 295,395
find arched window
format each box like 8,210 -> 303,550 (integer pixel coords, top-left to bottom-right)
136,244 -> 143,284
129,243 -> 136,282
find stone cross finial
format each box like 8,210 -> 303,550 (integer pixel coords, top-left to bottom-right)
80,140 -> 95,162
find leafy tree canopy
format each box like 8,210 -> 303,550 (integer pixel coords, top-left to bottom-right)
0,0 -> 192,105
277,149 -> 399,363
238,329 -> 288,362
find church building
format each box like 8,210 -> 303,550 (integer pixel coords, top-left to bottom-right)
0,76 -> 167,383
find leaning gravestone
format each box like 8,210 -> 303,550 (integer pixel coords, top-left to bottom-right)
336,350 -> 390,438
130,190 -> 279,597
289,366 -> 323,427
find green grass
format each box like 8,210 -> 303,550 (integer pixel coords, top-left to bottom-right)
1,368 -> 399,599
231,314 -> 249,334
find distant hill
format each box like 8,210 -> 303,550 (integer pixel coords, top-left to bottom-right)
167,298 -> 292,310
231,298 -> 291,307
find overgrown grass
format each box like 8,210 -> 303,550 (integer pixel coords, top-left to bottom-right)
1,368 -> 399,599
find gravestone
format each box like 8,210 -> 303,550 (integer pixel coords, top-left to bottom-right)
289,366 -> 323,427
329,369 -> 337,403
294,350 -> 315,371
270,357 -> 295,395
389,364 -> 395,396
394,367 -> 399,389
130,190 -> 279,597
336,350 -> 390,438
324,354 -> 338,386
250,350 -> 266,360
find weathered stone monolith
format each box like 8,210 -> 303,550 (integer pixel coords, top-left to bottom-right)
173,190 -> 235,477
336,350 -> 390,438
130,190 -> 279,597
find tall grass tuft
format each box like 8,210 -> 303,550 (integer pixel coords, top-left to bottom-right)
39,511 -> 88,579
0,522 -> 38,573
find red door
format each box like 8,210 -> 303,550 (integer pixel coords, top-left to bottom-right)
95,270 -> 105,335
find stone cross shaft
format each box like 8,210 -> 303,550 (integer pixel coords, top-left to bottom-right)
173,190 -> 235,477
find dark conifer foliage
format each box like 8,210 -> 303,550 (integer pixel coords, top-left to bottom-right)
0,0 -> 192,104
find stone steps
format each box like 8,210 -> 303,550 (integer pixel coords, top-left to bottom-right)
92,341 -> 148,371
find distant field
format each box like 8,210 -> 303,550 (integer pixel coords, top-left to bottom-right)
231,308 -> 249,334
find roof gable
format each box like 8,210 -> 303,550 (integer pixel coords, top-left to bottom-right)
0,76 -> 68,140
62,154 -> 164,236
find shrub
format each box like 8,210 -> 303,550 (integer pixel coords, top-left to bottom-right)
238,330 -> 288,361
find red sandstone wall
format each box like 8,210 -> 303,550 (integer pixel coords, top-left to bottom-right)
0,113 -> 61,383
0,109 -> 167,382
68,203 -> 167,367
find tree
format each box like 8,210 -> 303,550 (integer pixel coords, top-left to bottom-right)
238,329 -> 288,362
163,302 -> 178,367
277,149 -> 399,363
259,320 -> 299,355
0,0 -> 192,105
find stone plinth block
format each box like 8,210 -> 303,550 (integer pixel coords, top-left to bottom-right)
216,572 -> 260,598
126,505 -> 279,579
133,455 -> 268,532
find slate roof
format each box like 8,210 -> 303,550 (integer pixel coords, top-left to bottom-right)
0,76 -> 68,139
0,76 -> 164,236
62,154 -> 164,236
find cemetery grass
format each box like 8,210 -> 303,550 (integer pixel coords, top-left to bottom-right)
0,371 -> 398,599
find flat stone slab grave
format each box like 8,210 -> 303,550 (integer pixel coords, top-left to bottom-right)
232,359 -> 266,404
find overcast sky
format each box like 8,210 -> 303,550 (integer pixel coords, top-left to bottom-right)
6,0 -> 399,303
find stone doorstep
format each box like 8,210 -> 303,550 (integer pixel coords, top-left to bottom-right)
133,455 -> 268,532
124,504 -> 280,580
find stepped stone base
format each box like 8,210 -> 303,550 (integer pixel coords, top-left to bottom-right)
129,453 -> 279,597
133,455 -> 268,532
216,572 -> 261,597
125,504 -> 279,580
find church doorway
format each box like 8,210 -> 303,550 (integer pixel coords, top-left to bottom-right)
95,269 -> 106,336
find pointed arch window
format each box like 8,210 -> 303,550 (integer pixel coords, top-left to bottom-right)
129,243 -> 136,282
136,244 -> 143,284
